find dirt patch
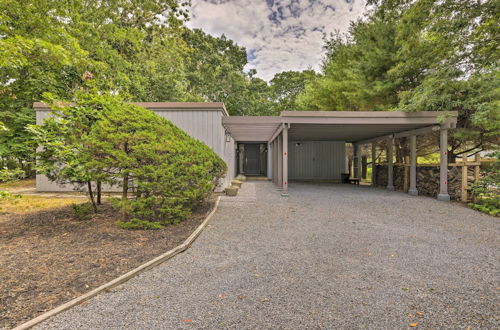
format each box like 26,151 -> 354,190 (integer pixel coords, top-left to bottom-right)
0,196 -> 217,329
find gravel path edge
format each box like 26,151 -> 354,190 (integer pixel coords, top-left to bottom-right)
12,196 -> 222,330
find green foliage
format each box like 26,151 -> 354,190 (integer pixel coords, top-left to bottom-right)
469,152 -> 499,217
181,28 -> 280,116
1,0 -> 321,178
116,218 -> 163,230
88,102 -> 227,224
299,0 -> 499,158
32,90 -> 226,226
0,0 -> 190,180
0,167 -> 26,182
468,201 -> 499,217
71,203 -> 94,221
29,87 -> 119,192
270,70 -> 318,112
0,190 -> 22,212
0,190 -> 22,200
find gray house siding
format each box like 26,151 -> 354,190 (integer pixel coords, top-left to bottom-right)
35,104 -> 235,192
288,141 -> 346,181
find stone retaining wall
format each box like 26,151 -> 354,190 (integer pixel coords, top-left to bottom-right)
375,165 -> 477,200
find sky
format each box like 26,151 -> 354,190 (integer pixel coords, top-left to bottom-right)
187,0 -> 368,81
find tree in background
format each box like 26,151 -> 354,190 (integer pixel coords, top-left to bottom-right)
298,0 -> 499,161
181,28 -> 278,116
1,0 -> 314,181
0,0 -> 192,180
0,0 -> 90,176
270,70 -> 318,112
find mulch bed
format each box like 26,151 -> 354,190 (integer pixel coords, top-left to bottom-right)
0,196 -> 217,329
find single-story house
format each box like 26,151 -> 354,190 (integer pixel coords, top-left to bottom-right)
34,102 -> 458,201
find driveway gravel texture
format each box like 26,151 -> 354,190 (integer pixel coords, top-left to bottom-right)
36,182 -> 499,329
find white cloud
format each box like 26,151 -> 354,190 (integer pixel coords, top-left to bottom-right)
187,0 -> 367,81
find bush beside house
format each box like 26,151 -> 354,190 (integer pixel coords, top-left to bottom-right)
31,89 -> 226,228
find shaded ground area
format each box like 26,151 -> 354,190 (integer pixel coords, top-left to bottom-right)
0,180 -> 89,217
0,196 -> 216,329
38,182 -> 499,329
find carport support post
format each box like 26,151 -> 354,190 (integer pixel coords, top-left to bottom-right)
371,143 -> 377,187
267,142 -> 272,180
386,138 -> 395,190
353,144 -> 360,179
437,128 -> 451,201
408,135 -> 418,196
277,134 -> 282,189
273,139 -> 278,185
282,124 -> 289,196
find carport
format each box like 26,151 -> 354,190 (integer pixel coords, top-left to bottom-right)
222,111 -> 458,201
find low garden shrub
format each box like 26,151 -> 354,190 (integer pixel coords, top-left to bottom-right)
71,203 -> 94,220
32,90 -> 226,229
116,218 -> 163,230
88,101 -> 227,227
469,153 -> 499,217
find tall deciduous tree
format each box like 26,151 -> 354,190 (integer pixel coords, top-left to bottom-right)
0,0 -> 191,179
299,0 -> 499,160
270,70 -> 319,112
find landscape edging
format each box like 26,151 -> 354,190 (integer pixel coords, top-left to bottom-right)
12,196 -> 222,330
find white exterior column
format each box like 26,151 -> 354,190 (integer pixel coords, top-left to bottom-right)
353,144 -> 360,179
408,135 -> 418,196
386,138 -> 395,190
277,134 -> 282,189
371,143 -> 377,187
273,138 -> 279,185
282,125 -> 289,196
437,128 -> 451,201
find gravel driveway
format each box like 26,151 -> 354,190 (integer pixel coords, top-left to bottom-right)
37,182 -> 499,329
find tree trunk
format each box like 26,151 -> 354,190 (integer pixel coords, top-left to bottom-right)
122,172 -> 129,200
121,172 -> 129,221
96,181 -> 101,205
87,181 -> 97,212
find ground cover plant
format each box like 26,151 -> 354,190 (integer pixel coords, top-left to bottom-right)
469,152 -> 500,216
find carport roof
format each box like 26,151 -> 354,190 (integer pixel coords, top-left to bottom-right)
222,111 -> 457,143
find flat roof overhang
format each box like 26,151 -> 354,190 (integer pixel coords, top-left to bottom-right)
222,111 -> 458,143
222,116 -> 282,142
33,101 -> 229,116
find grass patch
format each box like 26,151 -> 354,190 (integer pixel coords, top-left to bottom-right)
0,179 -> 35,191
0,195 -> 86,215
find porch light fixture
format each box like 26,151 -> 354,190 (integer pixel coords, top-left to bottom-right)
225,129 -> 231,142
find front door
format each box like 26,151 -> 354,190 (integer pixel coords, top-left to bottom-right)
244,144 -> 261,175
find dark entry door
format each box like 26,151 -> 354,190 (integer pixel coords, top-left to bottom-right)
244,144 -> 261,175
